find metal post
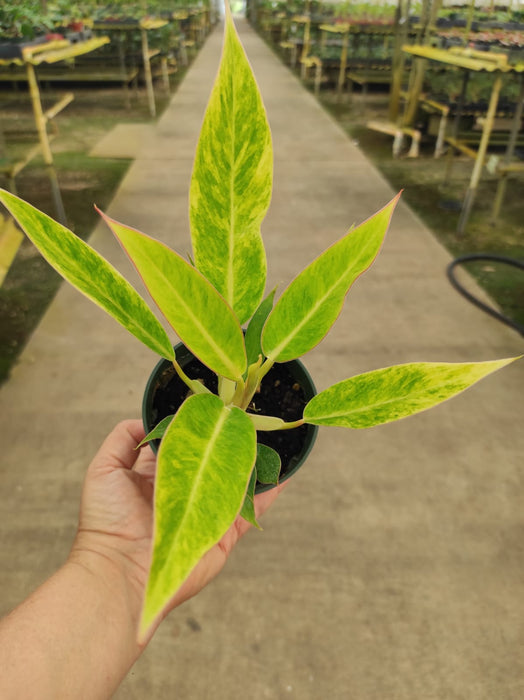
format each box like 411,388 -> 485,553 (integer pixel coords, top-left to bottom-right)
457,73 -> 503,235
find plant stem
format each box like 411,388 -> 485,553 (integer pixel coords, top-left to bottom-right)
258,357 -> 274,382
172,359 -> 194,390
231,376 -> 246,406
278,418 -> 305,431
240,357 -> 276,411
172,359 -> 210,395
240,358 -> 263,410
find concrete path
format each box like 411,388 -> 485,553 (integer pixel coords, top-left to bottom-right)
1,19 -> 523,699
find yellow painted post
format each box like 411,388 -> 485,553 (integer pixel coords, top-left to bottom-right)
444,69 -> 470,181
491,74 -> 524,223
116,33 -> 132,109
25,62 -> 53,165
337,27 -> 349,101
0,215 -> 23,287
457,73 -> 503,234
389,0 -> 411,122
402,56 -> 427,126
464,0 -> 476,46
25,61 -> 67,223
161,56 -> 170,94
402,0 -> 437,127
302,17 -> 311,62
141,28 -> 156,118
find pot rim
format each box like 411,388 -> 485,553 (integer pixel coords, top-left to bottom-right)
142,343 -> 318,493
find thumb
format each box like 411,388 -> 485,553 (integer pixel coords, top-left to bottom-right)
89,420 -> 146,475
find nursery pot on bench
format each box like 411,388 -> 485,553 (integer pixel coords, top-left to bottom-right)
142,342 -> 319,493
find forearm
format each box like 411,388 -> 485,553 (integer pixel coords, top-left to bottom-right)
0,552 -> 145,700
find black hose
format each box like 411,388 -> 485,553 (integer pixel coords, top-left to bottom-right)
446,254 -> 524,338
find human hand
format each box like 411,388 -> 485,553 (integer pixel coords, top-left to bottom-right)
70,420 -> 285,638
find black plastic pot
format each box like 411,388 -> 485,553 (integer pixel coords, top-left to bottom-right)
142,343 -> 318,493
0,35 -> 48,59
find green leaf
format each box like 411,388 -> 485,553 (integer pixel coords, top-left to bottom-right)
136,414 -> 174,449
262,195 -> 400,362
303,358 -> 519,428
140,393 -> 256,639
255,444 -> 281,485
240,469 -> 260,529
245,288 -> 276,367
101,212 -> 246,382
0,189 -> 174,361
189,9 -> 272,324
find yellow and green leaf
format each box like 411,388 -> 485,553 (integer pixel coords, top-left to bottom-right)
189,7 -> 272,324
140,393 -> 257,639
0,189 -> 174,361
262,194 -> 400,362
102,212 -> 246,382
303,358 -> 518,428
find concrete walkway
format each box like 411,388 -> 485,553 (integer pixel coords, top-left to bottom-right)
1,19 -> 523,699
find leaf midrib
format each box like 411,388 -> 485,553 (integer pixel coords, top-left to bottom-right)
309,378 -> 464,421
161,403 -> 229,563
18,209 -> 172,356
124,233 -> 242,379
267,234 -> 377,360
226,46 -> 236,309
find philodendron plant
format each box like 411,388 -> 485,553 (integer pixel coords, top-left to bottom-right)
0,8 -> 518,640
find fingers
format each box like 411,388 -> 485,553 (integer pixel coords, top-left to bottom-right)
253,480 -> 288,518
133,443 -> 157,480
90,420 -> 147,474
234,480 -> 289,539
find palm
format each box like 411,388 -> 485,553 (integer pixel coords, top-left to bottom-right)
73,420 -> 285,619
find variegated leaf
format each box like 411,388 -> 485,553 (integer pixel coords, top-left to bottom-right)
189,7 -> 272,324
140,393 -> 256,639
101,212 -> 246,381
0,189 -> 174,360
303,358 -> 518,428
262,195 -> 400,362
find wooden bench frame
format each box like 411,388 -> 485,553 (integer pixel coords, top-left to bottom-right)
0,214 -> 23,287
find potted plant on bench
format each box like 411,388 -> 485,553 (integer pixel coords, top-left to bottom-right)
0,1 -> 53,59
0,6 -> 518,641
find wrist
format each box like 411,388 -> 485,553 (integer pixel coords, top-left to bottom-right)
68,532 -> 147,646
0,549 -> 148,700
